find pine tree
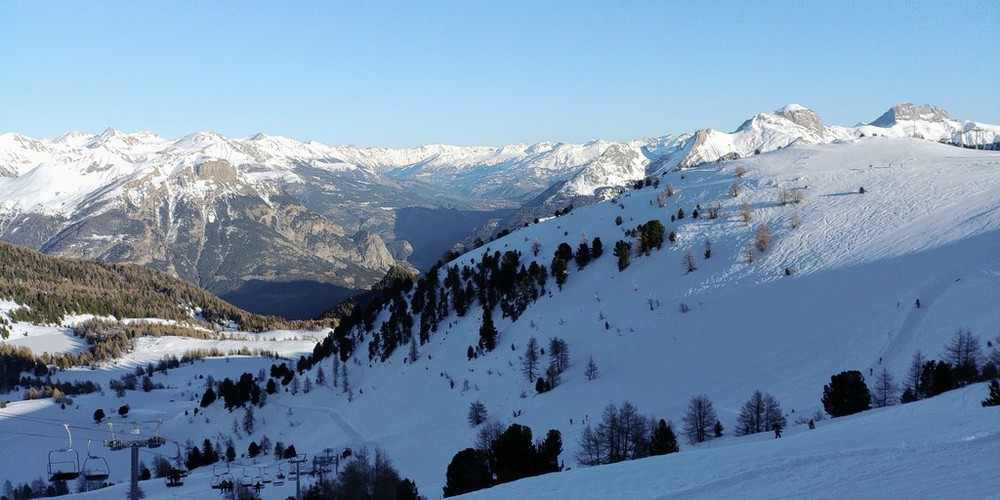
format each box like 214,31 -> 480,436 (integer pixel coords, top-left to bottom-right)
551,257 -> 568,290
535,376 -> 550,394
202,439 -> 218,464
649,419 -> 679,455
535,428 -> 563,475
584,355 -> 599,381
332,357 -> 341,388
315,366 -> 326,386
981,379 -> 1000,407
590,237 -> 604,259
489,423 -> 536,484
443,448 -> 491,497
302,376 -> 312,394
684,248 -> 697,273
341,363 -> 350,395
242,406 -> 255,435
575,241 -> 591,270
522,337 -> 540,382
478,307 -> 498,352
468,400 -> 488,427
713,419 -> 724,438
613,240 -> 631,271
548,338 -> 569,374
408,337 -> 419,364
945,328 -> 982,385
822,370 -> 871,417
907,349 -> 925,395
736,390 -> 786,435
200,387 -> 216,408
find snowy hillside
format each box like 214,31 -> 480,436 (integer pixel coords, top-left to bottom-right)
460,383 -> 1000,499
2,124 -> 1000,498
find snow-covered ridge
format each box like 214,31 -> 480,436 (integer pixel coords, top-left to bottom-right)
2,103 -> 997,214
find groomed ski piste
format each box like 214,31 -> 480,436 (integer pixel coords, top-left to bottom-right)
2,136 -> 999,499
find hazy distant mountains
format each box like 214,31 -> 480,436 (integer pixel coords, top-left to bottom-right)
0,103 -> 996,317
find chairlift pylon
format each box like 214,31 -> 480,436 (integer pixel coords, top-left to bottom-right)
81,440 -> 110,482
47,424 -> 81,482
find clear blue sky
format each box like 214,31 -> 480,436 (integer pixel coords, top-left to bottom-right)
1,1 -> 997,147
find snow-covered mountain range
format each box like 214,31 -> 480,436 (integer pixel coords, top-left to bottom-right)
1,103 -> 997,319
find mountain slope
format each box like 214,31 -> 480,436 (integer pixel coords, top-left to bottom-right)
0,136 -> 999,498
0,239 -> 301,331
277,137 -> 1000,495
2,104 -> 997,319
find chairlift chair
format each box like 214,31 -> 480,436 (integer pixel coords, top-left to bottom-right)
210,473 -> 233,490
165,467 -> 184,488
169,442 -> 188,474
81,440 -> 110,482
48,424 -> 81,482
165,442 -> 186,488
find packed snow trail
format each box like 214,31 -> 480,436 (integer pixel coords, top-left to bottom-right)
272,400 -> 365,445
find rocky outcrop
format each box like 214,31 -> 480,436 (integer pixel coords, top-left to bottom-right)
871,103 -> 950,127
195,159 -> 239,182
776,104 -> 825,134
353,231 -> 395,271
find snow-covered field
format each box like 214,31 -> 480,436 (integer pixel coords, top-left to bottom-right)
1,137 -> 999,498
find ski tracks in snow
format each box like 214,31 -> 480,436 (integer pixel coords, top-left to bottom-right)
273,400 -> 365,445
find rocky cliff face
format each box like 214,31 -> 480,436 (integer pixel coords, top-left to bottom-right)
871,103 -> 951,126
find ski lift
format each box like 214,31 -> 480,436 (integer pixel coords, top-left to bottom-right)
210,473 -> 234,490
165,468 -> 184,488
81,440 -> 110,482
274,467 -> 285,486
242,466 -> 262,485
165,442 -> 186,487
211,462 -> 232,490
48,424 -> 81,482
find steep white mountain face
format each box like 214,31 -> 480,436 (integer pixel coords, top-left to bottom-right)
0,103 -> 996,317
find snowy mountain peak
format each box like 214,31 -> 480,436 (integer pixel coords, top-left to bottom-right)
53,130 -> 96,146
85,127 -> 121,148
774,103 -> 825,134
872,102 -> 951,127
